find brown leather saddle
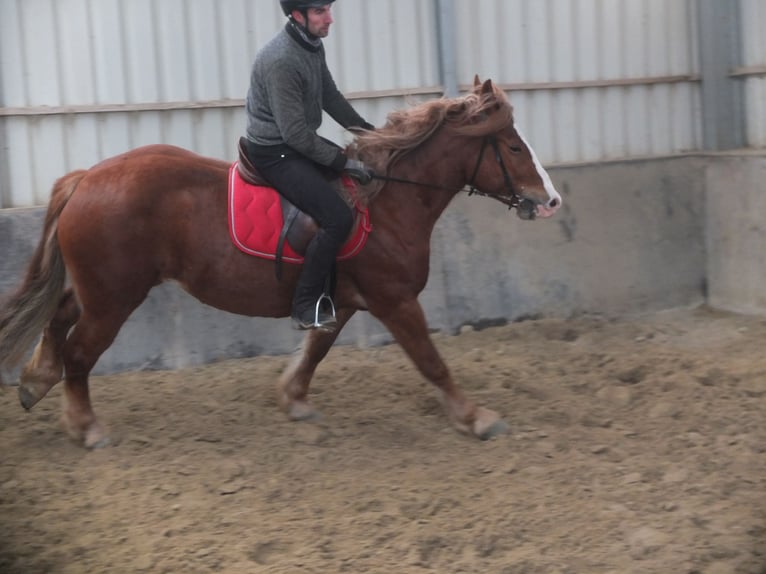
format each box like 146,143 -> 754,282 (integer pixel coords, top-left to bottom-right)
236,137 -> 321,279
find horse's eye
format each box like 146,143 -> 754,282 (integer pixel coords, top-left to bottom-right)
509,145 -> 522,154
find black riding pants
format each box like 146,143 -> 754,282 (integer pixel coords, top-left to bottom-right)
243,141 -> 353,312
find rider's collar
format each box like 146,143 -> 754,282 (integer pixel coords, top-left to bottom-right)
286,20 -> 322,52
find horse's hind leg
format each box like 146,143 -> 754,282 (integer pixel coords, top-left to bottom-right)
18,289 -> 80,410
59,305 -> 138,448
278,308 -> 356,421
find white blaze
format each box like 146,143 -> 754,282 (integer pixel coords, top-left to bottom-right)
517,128 -> 562,209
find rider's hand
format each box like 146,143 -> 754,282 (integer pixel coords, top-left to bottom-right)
344,158 -> 375,185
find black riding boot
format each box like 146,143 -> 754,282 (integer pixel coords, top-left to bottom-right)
292,229 -> 340,331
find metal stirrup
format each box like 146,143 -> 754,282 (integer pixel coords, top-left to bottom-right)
313,293 -> 336,327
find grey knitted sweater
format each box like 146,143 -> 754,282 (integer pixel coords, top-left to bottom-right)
245,23 -> 370,171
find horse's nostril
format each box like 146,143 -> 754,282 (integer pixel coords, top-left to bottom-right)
549,198 -> 559,208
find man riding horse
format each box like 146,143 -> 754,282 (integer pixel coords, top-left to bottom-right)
241,0 -> 375,332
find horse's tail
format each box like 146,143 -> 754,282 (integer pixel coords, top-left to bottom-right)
0,170 -> 86,371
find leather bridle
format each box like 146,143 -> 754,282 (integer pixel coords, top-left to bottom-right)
368,134 -> 524,211
465,135 -> 522,209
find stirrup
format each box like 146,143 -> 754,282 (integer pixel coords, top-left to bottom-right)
315,293 -> 336,323
292,294 -> 337,331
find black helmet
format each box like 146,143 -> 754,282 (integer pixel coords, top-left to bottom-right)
280,0 -> 335,17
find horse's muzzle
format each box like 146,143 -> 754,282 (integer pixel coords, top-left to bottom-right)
516,196 -> 560,220
516,197 -> 561,220
535,197 -> 560,219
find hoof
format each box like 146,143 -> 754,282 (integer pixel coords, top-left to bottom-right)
18,373 -> 59,410
18,385 -> 43,410
473,407 -> 510,440
287,401 -> 321,422
84,427 -> 111,450
476,419 -> 510,440
62,415 -> 110,449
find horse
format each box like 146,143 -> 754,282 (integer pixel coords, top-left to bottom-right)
0,77 -> 561,448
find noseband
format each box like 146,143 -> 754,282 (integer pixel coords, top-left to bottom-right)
369,135 -> 524,210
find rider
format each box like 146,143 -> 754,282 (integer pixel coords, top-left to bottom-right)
242,0 -> 375,332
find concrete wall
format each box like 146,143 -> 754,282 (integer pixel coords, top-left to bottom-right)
435,156 -> 708,325
705,152 -> 766,314
3,153 -> 755,377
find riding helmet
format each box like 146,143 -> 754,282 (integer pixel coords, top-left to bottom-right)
280,0 -> 336,17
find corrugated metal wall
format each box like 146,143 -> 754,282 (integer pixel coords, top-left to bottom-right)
0,0 -> 758,208
0,0 -> 441,207
1,0 -> 287,206
455,0 -> 702,164
739,0 -> 766,148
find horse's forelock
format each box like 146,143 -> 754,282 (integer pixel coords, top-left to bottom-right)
451,89 -> 513,137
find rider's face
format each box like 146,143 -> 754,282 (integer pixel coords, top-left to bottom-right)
295,6 -> 333,38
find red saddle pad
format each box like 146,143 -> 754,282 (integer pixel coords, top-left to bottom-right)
228,163 -> 371,263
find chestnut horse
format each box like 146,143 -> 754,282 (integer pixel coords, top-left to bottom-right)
0,78 -> 561,448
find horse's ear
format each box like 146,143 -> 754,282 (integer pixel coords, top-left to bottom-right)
473,74 -> 481,88
481,79 -> 494,95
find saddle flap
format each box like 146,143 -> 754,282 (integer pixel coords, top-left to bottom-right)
280,197 -> 318,255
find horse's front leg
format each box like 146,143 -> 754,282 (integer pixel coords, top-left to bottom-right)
374,298 -> 509,440
277,308 -> 356,421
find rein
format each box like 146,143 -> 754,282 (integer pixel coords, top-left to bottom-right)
369,135 -> 523,210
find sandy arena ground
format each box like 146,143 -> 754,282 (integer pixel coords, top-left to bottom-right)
1,305 -> 765,573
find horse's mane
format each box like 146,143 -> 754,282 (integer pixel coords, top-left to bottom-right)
349,83 -> 513,201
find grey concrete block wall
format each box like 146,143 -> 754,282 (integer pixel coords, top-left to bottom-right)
0,208 -> 46,295
705,152 -> 766,315
3,153 -> 757,377
433,156 -> 708,326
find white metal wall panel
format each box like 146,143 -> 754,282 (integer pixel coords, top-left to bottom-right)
0,0 -> 437,207
321,0 -> 439,145
1,0 -> 743,208
740,0 -> 766,148
454,0 -> 701,164
0,0 -> 281,206
329,0 -> 437,93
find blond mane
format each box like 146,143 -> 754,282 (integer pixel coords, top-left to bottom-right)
349,84 -> 513,200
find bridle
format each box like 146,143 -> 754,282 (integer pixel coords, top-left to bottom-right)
465,135 -> 522,209
369,134 -> 524,211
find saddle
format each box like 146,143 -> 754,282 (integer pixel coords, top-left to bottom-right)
233,137 -> 370,279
